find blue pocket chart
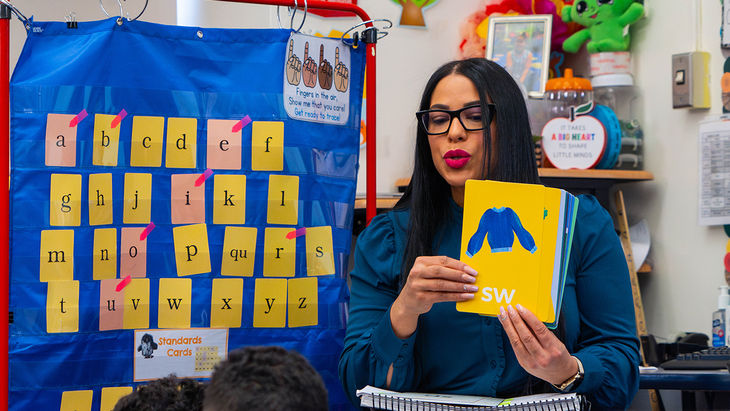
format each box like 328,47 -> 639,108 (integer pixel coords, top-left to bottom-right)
9,18 -> 364,410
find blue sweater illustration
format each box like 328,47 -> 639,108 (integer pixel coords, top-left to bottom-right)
465,207 -> 537,257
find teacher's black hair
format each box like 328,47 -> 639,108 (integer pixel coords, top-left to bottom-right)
395,58 -> 539,288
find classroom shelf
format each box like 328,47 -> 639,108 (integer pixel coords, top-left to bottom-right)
355,169 -> 654,234
537,168 -> 654,182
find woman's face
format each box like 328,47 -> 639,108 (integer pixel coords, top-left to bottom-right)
427,73 -> 497,200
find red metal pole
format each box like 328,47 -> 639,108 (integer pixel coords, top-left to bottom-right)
216,0 -> 377,224
0,4 -> 10,409
365,43 -> 375,224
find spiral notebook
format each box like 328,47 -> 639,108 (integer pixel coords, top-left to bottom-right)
356,386 -> 588,411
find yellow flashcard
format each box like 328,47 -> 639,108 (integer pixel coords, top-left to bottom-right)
100,387 -> 133,411
211,278 -> 244,328
130,116 -> 164,167
263,227 -> 295,277
537,188 -> 562,323
88,173 -> 113,226
92,114 -> 121,166
46,280 -> 79,333
50,174 -> 81,226
253,278 -> 287,328
93,228 -> 117,280
40,229 -> 74,282
213,175 -> 246,225
221,226 -> 257,277
166,117 -> 197,168
251,121 -> 284,171
305,226 -> 335,276
123,279 -> 150,329
267,175 -> 299,225
158,278 -> 192,328
172,224 -> 211,276
123,173 -> 152,224
457,180 -> 544,318
60,390 -> 93,411
288,277 -> 318,327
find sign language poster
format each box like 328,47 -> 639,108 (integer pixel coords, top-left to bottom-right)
284,33 -> 351,125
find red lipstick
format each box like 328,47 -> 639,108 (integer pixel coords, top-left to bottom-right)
444,149 -> 471,169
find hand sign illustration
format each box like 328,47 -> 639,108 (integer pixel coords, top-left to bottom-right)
318,44 -> 333,90
285,38 -> 301,86
302,42 -> 318,88
334,47 -> 349,92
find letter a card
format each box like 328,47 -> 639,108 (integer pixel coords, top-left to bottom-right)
45,113 -> 77,167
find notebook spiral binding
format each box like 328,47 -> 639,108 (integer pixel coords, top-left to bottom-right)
370,392 -> 591,411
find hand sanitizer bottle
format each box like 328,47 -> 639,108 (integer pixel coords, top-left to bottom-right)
713,285 -> 730,347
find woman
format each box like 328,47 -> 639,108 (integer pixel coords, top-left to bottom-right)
338,58 -> 640,410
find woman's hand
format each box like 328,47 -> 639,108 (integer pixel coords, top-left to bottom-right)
498,304 -> 579,386
390,256 -> 478,339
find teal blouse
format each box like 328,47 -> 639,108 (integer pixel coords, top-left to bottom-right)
338,195 -> 640,410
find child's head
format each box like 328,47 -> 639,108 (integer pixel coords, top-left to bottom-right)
113,375 -> 204,411
204,346 -> 328,411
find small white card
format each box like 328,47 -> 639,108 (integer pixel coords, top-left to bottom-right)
133,328 -> 228,381
283,32 -> 351,125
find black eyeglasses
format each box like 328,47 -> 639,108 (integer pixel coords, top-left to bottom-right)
415,104 -> 496,135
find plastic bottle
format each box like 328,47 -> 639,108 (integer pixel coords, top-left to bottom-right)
712,285 -> 730,347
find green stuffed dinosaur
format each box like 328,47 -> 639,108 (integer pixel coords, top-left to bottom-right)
562,0 -> 644,54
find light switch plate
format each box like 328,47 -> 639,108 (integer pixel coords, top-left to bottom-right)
672,52 -> 710,109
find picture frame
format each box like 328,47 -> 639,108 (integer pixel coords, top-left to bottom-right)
486,15 -> 553,98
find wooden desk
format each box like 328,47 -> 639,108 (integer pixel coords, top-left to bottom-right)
640,368 -> 730,410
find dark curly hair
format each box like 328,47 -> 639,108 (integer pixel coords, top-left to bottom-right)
113,375 -> 204,411
203,346 -> 328,411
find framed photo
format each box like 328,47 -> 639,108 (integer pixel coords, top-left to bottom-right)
486,15 -> 552,98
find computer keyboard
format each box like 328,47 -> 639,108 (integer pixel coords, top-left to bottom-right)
660,346 -> 730,370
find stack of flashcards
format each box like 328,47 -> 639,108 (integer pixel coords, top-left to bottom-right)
456,180 -> 578,328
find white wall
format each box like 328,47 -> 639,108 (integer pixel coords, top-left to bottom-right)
7,0 -> 723,342
626,0 -> 726,341
178,0 -> 729,341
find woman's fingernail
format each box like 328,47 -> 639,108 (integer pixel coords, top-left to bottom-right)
463,265 -> 478,276
463,293 -> 475,299
499,306 -> 506,320
462,274 -> 476,283
465,285 -> 479,292
516,304 -> 525,313
507,305 -> 517,316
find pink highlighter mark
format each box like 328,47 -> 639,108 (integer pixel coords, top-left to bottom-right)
231,115 -> 252,133
110,108 -> 128,129
139,221 -> 155,241
286,227 -> 306,240
195,168 -> 214,187
115,275 -> 132,292
68,109 -> 88,127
